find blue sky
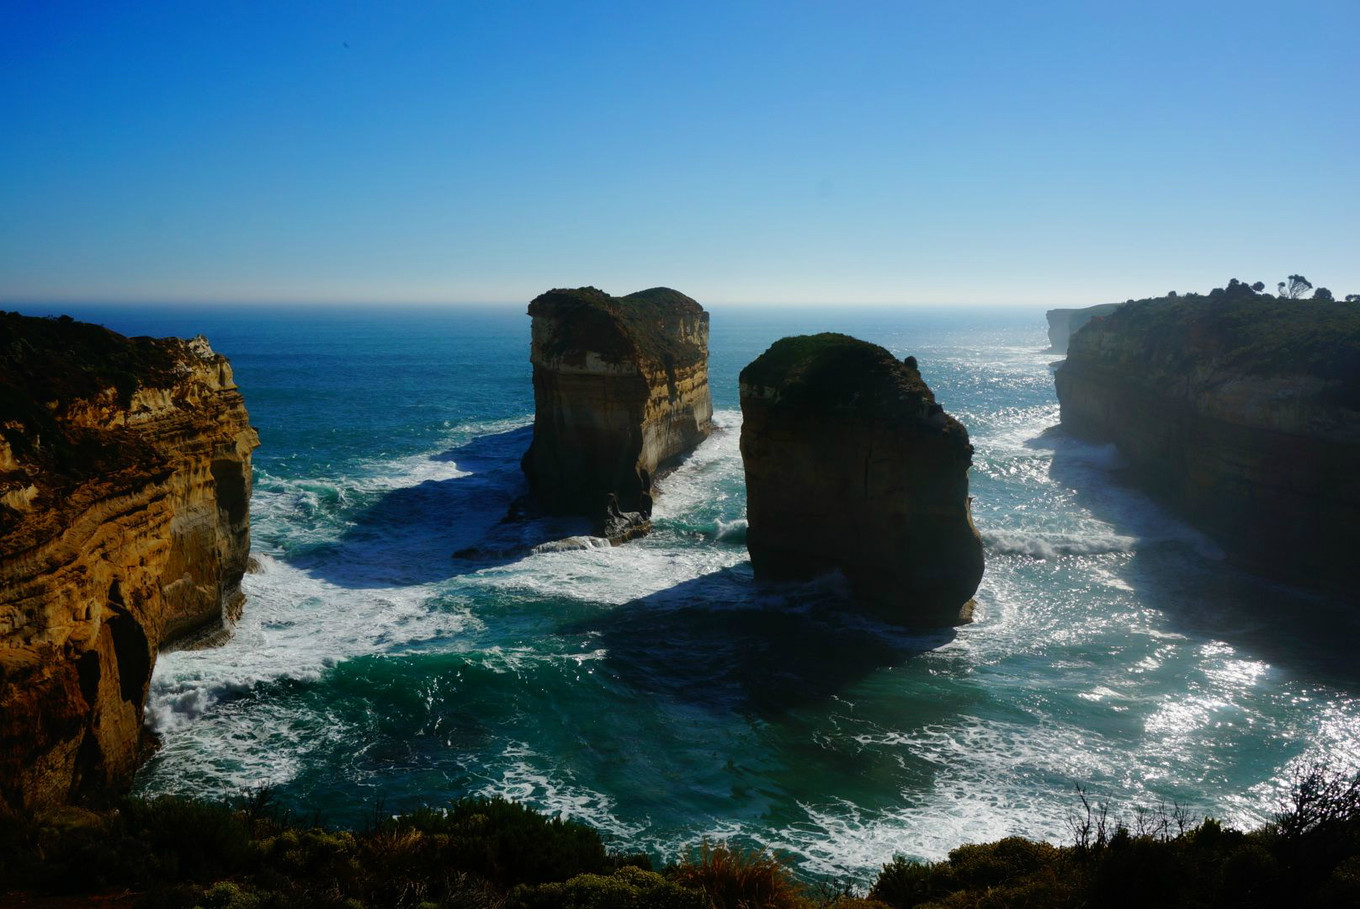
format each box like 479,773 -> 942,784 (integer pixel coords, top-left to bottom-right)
2,1 -> 1356,306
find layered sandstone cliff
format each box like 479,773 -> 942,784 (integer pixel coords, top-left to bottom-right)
739,334 -> 983,626
1055,288 -> 1360,593
1046,303 -> 1121,354
521,287 -> 712,538
0,313 -> 258,810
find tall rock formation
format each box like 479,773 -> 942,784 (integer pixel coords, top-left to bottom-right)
521,287 -> 712,539
1047,303 -> 1121,354
0,313 -> 258,810
739,334 -> 983,627
1055,286 -> 1360,594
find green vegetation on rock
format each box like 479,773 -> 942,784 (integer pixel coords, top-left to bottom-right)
738,333 -> 936,421
0,311 -> 186,505
1069,280 -> 1360,390
527,286 -> 707,369
4,766 -> 1358,908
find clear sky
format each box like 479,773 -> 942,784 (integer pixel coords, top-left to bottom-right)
2,1 -> 1356,307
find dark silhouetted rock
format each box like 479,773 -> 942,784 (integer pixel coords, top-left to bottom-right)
739,333 -> 983,626
1056,290 -> 1360,596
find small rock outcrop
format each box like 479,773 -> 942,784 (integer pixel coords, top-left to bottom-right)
739,334 -> 983,626
521,287 -> 712,539
1047,303 -> 1121,354
1055,285 -> 1360,594
0,313 -> 258,810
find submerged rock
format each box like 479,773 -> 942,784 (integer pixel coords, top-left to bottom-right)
1055,288 -> 1360,595
739,333 -> 983,626
0,313 -> 258,809
521,287 -> 712,541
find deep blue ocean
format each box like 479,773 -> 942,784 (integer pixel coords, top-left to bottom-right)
18,302 -> 1360,878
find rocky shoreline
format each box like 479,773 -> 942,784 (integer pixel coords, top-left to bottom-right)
1055,284 -> 1360,595
0,313 -> 257,810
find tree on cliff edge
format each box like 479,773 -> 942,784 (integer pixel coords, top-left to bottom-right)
1279,275 -> 1313,299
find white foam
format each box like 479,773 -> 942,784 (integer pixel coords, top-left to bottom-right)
148,552 -> 478,737
983,529 -> 1137,559
531,536 -> 613,554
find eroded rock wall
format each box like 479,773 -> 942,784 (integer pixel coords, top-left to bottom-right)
1047,303 -> 1121,354
739,334 -> 983,627
0,315 -> 258,809
1055,296 -> 1360,593
522,287 -> 712,529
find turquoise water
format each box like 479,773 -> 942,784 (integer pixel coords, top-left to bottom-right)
25,303 -> 1360,877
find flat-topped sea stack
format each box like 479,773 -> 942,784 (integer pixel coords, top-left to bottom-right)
739,334 -> 983,626
522,287 -> 713,540
0,313 -> 258,810
1046,303 -> 1121,354
1055,282 -> 1360,594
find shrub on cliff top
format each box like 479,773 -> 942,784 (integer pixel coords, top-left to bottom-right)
668,841 -> 811,909
739,333 -> 936,422
526,286 -> 706,371
370,796 -> 611,888
511,865 -> 708,909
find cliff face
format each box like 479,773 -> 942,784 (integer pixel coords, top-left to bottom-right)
0,313 -> 258,810
1055,292 -> 1360,593
1046,303 -> 1121,354
521,287 -> 712,534
739,334 -> 983,627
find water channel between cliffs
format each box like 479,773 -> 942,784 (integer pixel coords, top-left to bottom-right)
49,303 -> 1358,880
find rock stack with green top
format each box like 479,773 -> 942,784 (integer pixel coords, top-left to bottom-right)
739,333 -> 983,626
522,287 -> 713,542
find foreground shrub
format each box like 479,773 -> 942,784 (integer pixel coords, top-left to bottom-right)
371,797 -> 611,888
669,841 -> 809,909
512,865 -> 707,909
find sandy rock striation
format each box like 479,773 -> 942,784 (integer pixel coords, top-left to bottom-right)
1055,286 -> 1360,593
521,287 -> 712,540
0,313 -> 258,810
739,333 -> 983,626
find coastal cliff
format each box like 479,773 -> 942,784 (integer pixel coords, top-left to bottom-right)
0,313 -> 258,810
739,334 -> 983,627
1055,286 -> 1360,593
1046,303 -> 1121,354
521,287 -> 712,538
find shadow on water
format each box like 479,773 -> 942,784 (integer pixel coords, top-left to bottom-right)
1036,425 -> 1360,688
283,425 -> 593,588
563,564 -> 956,716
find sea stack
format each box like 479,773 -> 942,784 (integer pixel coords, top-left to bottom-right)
0,313 -> 258,810
1055,282 -> 1360,595
521,287 -> 713,540
1046,303 -> 1121,354
739,333 -> 983,626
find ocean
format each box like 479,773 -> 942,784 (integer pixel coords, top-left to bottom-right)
24,302 -> 1360,879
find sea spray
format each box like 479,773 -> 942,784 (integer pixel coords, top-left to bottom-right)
106,305 -> 1360,877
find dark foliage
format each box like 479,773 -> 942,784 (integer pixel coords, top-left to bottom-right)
5,772 -> 1360,908
867,767 -> 1360,908
668,841 -> 811,909
738,333 -> 945,426
1072,280 -> 1360,407
0,311 -> 185,499
526,286 -> 707,370
1279,274 -> 1313,299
